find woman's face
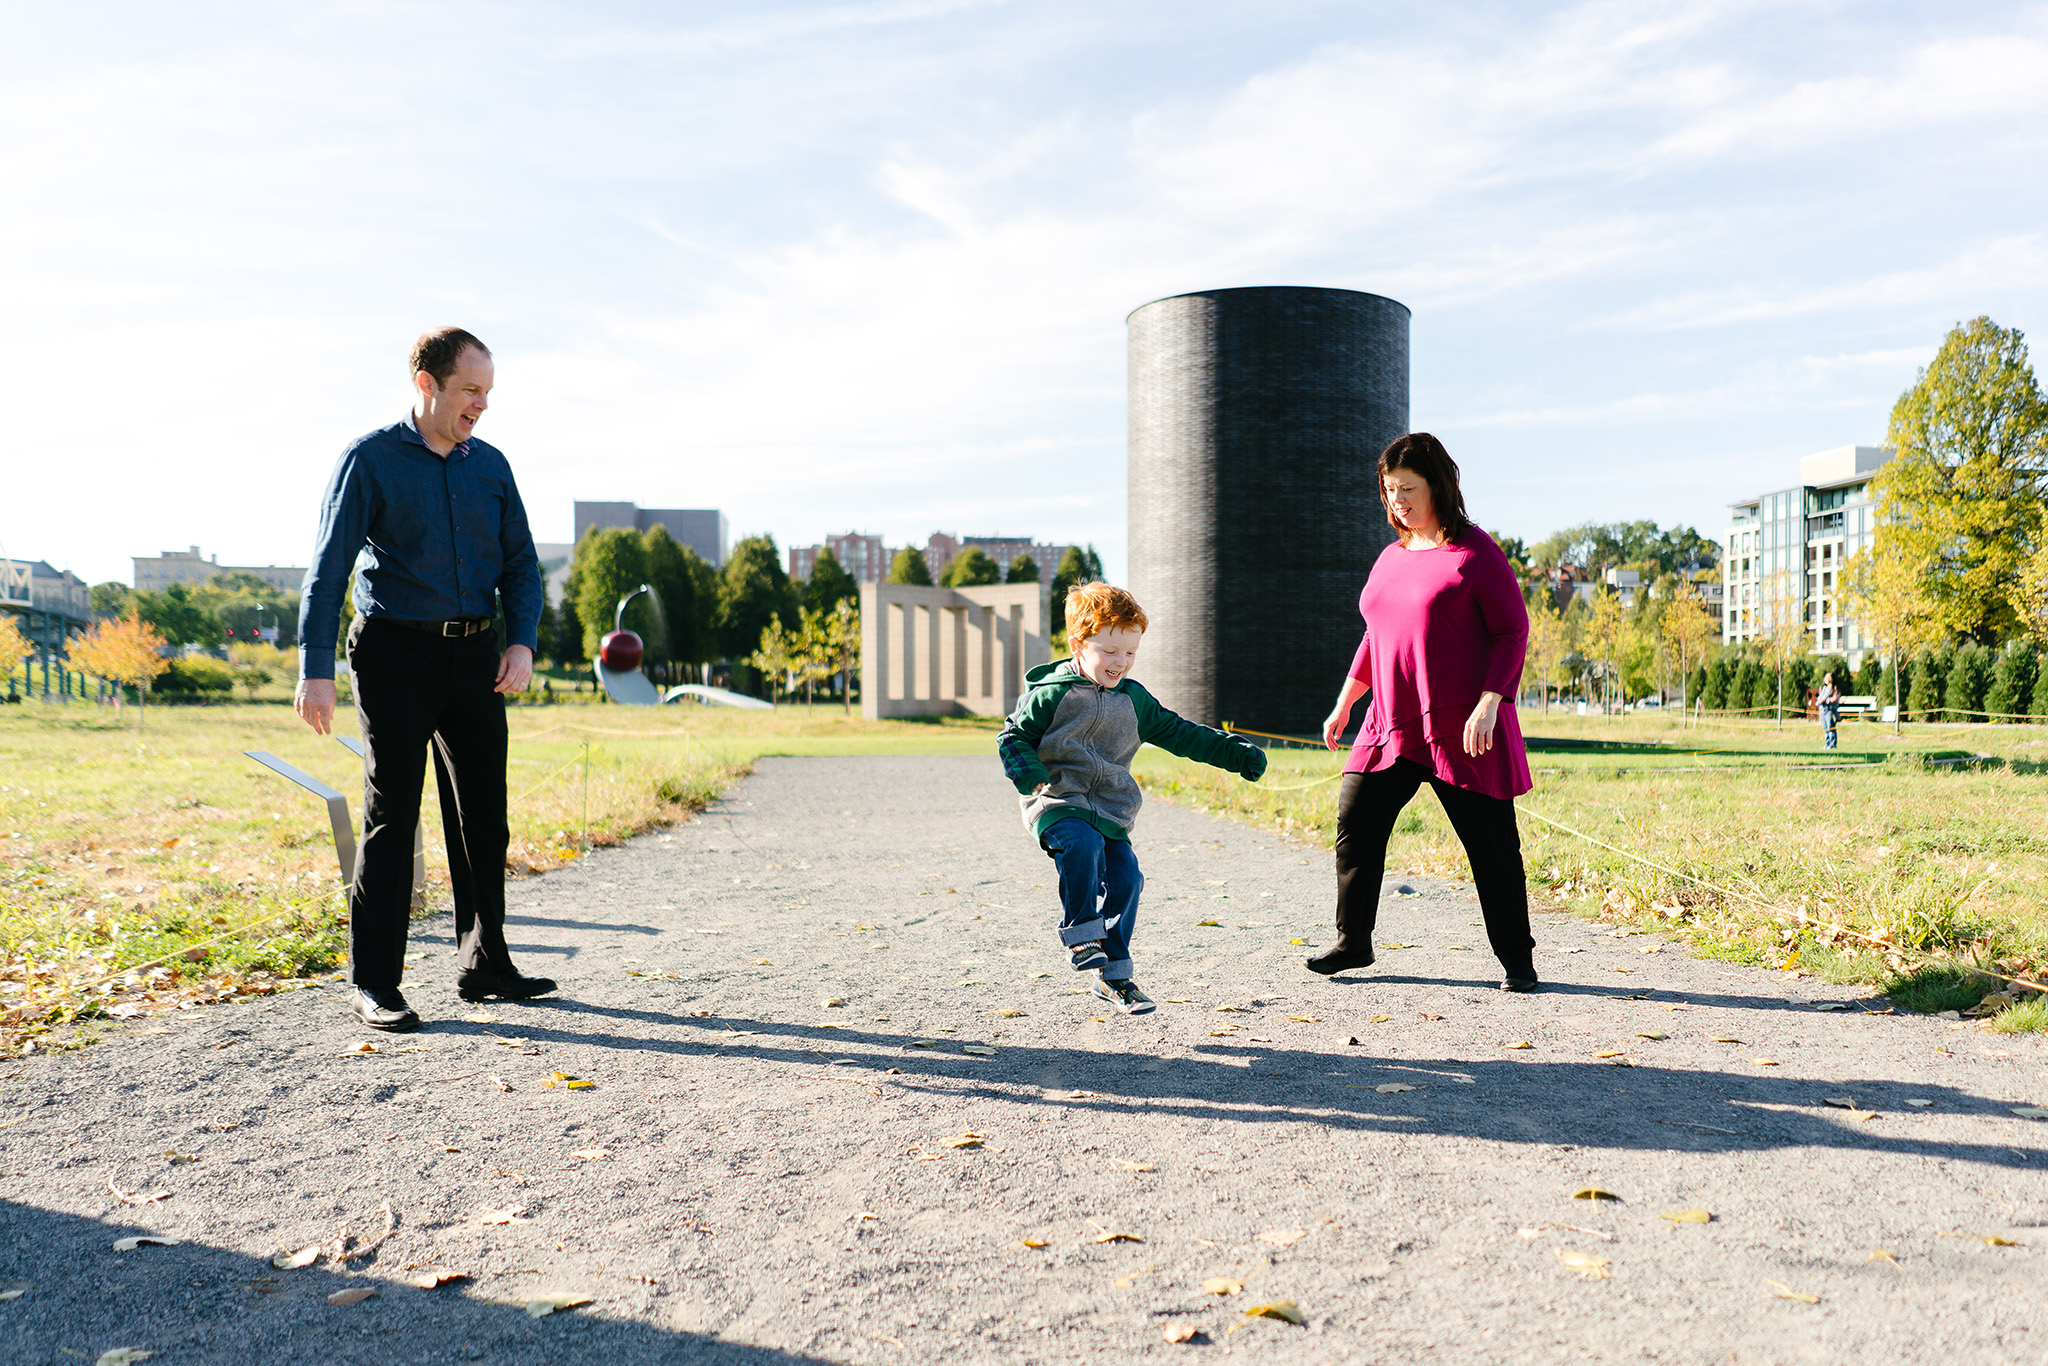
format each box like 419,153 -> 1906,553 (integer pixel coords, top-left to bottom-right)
1383,469 -> 1437,533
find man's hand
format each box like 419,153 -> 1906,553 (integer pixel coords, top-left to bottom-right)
495,644 -> 534,694
1462,691 -> 1503,758
295,678 -> 336,735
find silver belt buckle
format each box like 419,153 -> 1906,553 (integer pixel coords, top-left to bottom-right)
442,621 -> 464,638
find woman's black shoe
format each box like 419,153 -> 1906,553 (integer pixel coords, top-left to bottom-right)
1306,944 -> 1375,976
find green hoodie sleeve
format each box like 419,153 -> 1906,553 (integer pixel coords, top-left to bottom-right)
996,682 -> 1068,793
1127,684 -> 1268,781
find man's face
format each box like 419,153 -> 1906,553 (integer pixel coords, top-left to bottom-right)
415,347 -> 494,447
1073,625 -> 1142,689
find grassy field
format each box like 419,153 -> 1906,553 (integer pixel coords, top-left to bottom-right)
1134,710 -> 2048,1023
0,699 -> 996,1047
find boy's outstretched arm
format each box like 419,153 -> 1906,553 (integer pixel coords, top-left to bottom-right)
997,685 -> 1063,793
1130,686 -> 1268,781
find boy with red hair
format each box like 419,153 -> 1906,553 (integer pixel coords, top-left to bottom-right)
998,583 -> 1267,1012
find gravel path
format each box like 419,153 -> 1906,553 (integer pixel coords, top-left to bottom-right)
3,754 -> 2045,1365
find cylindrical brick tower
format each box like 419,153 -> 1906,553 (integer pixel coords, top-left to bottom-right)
1127,286 -> 1409,735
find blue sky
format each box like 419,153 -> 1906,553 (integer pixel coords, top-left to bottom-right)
5,0 -> 2046,587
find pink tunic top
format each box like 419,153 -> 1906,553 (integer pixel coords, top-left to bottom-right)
1344,527 -> 1531,800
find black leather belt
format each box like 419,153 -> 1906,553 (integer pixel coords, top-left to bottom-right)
382,617 -> 493,638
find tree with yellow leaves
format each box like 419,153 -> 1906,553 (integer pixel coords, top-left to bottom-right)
1581,590 -> 1627,714
1842,539 -> 1939,735
68,611 -> 170,724
1659,583 -> 1719,718
0,613 -> 32,696
1523,599 -> 1565,712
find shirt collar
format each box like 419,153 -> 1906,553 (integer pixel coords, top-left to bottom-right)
404,411 -> 472,460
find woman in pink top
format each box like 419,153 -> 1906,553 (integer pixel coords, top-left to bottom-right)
1307,433 -> 1538,991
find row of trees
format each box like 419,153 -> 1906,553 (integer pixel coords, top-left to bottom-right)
88,574 -> 298,648
1520,573 -> 1721,713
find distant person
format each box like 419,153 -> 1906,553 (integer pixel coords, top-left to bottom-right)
1817,672 -> 1842,750
997,583 -> 1267,1014
296,328 -> 551,1033
1311,433 -> 1539,992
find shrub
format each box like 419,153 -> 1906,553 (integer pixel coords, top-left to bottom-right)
156,657 -> 237,696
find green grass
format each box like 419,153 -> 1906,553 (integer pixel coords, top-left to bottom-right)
0,701 -> 997,1047
1878,964 -> 1997,1015
1133,710 -> 2048,1014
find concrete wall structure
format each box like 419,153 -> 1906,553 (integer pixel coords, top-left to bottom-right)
1127,285 -> 1409,735
860,581 -> 1050,721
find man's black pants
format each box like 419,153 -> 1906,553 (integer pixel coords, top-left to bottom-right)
1333,760 -> 1535,975
346,618 -> 510,991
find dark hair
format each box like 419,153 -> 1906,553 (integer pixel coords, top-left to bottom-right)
408,327 -> 491,389
1377,431 -> 1471,544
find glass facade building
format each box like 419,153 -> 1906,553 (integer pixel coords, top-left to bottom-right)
1722,446 -> 1891,661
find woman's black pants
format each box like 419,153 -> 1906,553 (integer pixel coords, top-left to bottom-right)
1333,759 -> 1535,976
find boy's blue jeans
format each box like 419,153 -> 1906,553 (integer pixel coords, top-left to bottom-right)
1043,817 -> 1142,980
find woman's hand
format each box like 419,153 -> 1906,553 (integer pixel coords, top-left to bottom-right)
1324,677 -> 1369,751
1462,691 -> 1503,757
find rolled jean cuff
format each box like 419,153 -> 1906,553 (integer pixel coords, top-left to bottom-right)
1060,919 -> 1108,947
1101,956 -> 1134,980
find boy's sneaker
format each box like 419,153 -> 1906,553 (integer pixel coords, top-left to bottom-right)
1093,977 -> 1155,1015
1069,942 -> 1108,972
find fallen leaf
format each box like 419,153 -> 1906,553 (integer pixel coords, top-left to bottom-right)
1241,1299 -> 1305,1324
478,1206 -> 529,1225
112,1237 -> 178,1251
463,1013 -> 497,1024
1118,1161 -> 1156,1172
2013,1108 -> 2048,1120
525,1293 -> 594,1318
1162,1322 -> 1204,1344
1905,1099 -> 1935,1108
1092,1230 -> 1143,1244
1374,1083 -> 1416,1094
0,1289 -> 22,1302
906,1040 -> 939,1049
1572,1189 -> 1621,1202
1766,1279 -> 1819,1304
1209,1029 -> 1241,1037
1556,1249 -> 1609,1278
994,1009 -> 1027,1018
1814,1002 -> 1851,1011
752,959 -> 772,966
570,1149 -> 609,1161
1381,941 -> 1414,948
963,1045 -> 997,1057
1447,944 -> 1469,951
1369,1015 -> 1391,1024
327,1286 -> 377,1306
1659,1208 -> 1712,1224
1202,1277 -> 1244,1295
822,997 -> 845,1008
340,1042 -> 379,1056
436,1143 -> 461,1153
1503,1041 -> 1533,1049
1711,1035 -> 1741,1043
1196,920 -> 1221,927
945,1133 -> 985,1149
414,1271 -> 469,1288
95,1351 -> 154,1366
1288,938 -> 1306,945
272,1245 -> 321,1269
1636,1032 -> 1667,1041
1286,1015 -> 1322,1023
1011,1238 -> 1047,1249
1822,1096 -> 1857,1108
1258,1227 -> 1308,1247
1983,1235 -> 2019,1247
1418,1012 -> 1443,1021
1752,1058 -> 1779,1066
1595,1050 -> 1628,1058
1866,1249 -> 1899,1265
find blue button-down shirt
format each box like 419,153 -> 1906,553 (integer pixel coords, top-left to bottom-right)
298,415 -> 541,680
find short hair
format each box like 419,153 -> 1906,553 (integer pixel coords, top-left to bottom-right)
408,327 -> 491,389
1378,431 -> 1471,544
1065,582 -> 1148,645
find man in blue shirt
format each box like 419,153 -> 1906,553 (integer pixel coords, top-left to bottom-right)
296,327 -> 552,1031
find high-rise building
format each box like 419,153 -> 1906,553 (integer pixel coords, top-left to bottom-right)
574,502 -> 727,568
1722,445 -> 1892,660
922,534 -> 1069,585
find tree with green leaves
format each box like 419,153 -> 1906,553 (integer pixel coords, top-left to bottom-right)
1987,644 -> 2036,722
572,527 -> 653,661
1944,642 -> 1991,721
1872,317 -> 2048,644
1907,647 -> 1946,721
1048,545 -> 1104,634
90,582 -> 133,619
886,546 -> 932,586
940,547 -> 1002,587
718,535 -> 799,670
644,524 -> 714,666
747,613 -> 798,704
805,547 -> 860,614
1006,553 -> 1039,584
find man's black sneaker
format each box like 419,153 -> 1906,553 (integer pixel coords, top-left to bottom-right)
350,986 -> 421,1032
1069,942 -> 1108,973
1093,977 -> 1155,1015
1499,975 -> 1540,994
456,968 -> 558,1002
1306,944 -> 1375,976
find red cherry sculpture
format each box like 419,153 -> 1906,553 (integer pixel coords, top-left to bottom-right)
599,629 -> 644,672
